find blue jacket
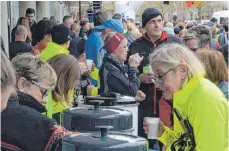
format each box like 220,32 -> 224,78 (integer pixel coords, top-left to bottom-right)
85,30 -> 103,68
85,30 -> 104,85
218,80 -> 228,99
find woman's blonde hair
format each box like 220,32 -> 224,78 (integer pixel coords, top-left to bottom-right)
12,53 -> 57,88
48,54 -> 80,106
1,51 -> 16,89
197,50 -> 228,83
210,26 -> 218,33
150,43 -> 205,81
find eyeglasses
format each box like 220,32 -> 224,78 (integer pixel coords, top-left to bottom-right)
152,68 -> 176,85
30,81 -> 49,99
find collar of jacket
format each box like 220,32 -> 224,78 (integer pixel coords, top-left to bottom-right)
105,53 -> 125,67
29,20 -> 36,28
173,70 -> 205,109
103,54 -> 127,72
143,30 -> 168,44
46,41 -> 69,53
11,91 -> 47,113
34,41 -> 47,52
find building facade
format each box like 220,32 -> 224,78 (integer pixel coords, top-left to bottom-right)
1,1 -> 71,56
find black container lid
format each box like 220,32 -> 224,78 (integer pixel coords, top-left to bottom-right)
85,95 -> 137,106
62,101 -> 133,132
62,126 -> 148,151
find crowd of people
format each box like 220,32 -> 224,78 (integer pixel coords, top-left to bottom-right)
1,6 -> 228,151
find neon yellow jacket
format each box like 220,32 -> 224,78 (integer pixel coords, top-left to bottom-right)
40,42 -> 69,62
45,90 -> 74,125
89,67 -> 99,96
215,34 -> 220,41
158,74 -> 228,151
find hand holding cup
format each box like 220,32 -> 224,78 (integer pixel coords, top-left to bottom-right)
128,53 -> 143,68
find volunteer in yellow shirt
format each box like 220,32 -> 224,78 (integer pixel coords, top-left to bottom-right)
144,44 -> 228,151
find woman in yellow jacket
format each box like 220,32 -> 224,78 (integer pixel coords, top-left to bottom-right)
143,44 -> 228,151
46,54 -> 81,124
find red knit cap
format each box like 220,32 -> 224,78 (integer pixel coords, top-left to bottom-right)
106,33 -> 125,53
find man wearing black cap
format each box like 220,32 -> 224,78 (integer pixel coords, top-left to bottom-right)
40,24 -> 71,62
128,8 -> 182,149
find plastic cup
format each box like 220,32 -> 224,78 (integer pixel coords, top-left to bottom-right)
148,66 -> 153,73
145,117 -> 160,139
86,59 -> 93,70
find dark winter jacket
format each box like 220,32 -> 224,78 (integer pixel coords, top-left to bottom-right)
1,92 -> 66,151
99,54 -> 140,97
220,43 -> 228,66
79,29 -> 88,40
30,20 -> 37,46
218,32 -> 228,47
128,31 -> 182,137
9,41 -> 33,59
69,34 -> 82,55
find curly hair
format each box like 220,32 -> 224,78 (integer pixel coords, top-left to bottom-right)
12,53 -> 57,88
187,25 -> 211,48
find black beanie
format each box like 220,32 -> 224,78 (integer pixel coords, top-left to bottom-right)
142,8 -> 162,27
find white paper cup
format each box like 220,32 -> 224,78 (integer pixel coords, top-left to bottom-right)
86,59 -> 93,70
148,66 -> 153,73
146,117 -> 160,139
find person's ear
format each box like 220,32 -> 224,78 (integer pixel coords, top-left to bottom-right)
17,77 -> 28,92
64,40 -> 70,49
44,34 -> 52,41
177,63 -> 188,79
